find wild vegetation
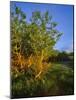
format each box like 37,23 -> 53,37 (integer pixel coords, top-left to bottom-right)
11,6 -> 74,98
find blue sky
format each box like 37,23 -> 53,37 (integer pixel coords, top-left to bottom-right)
11,1 -> 74,52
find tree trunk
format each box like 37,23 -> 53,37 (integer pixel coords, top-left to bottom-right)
35,50 -> 44,79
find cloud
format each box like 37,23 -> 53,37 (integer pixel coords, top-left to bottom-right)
58,41 -> 73,52
66,42 -> 73,52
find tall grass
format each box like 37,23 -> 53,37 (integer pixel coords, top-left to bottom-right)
11,63 -> 74,98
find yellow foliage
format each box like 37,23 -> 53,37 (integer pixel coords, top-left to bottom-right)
11,50 -> 50,79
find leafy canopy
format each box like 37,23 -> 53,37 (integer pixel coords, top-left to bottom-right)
11,6 -> 62,58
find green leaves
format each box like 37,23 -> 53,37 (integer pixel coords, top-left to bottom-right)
11,63 -> 74,97
15,7 -> 20,14
11,5 -> 63,61
45,11 -> 49,22
51,22 -> 58,28
11,6 -> 73,98
11,5 -> 63,70
21,10 -> 62,57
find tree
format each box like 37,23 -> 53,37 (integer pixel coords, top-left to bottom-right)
11,6 -> 62,79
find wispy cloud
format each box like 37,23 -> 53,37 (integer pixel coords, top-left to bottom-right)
63,40 -> 73,52
66,43 -> 73,52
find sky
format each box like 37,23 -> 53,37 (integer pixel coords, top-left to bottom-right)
10,1 -> 74,52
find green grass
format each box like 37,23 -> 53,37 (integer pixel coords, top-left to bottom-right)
11,62 -> 74,98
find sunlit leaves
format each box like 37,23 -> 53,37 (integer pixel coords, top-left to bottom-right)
11,6 -> 62,80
